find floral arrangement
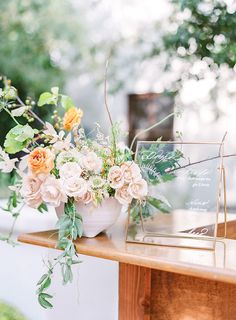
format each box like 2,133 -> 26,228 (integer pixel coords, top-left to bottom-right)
0,75 -> 171,309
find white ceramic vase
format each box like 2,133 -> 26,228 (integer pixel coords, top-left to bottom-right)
55,197 -> 122,238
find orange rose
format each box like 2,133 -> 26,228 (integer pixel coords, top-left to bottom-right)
28,147 -> 54,175
63,107 -> 83,131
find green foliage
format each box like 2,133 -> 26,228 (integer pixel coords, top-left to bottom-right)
137,144 -> 184,185
37,203 -> 48,213
36,199 -> 82,309
38,87 -> 74,111
147,196 -> 172,213
0,302 -> 28,320
0,0 -> 86,146
4,124 -> 35,154
164,0 -> 236,68
130,195 -> 172,224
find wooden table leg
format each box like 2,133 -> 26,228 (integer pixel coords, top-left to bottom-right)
119,263 -> 151,320
119,264 -> 236,320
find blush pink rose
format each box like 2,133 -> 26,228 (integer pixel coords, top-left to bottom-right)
115,185 -> 132,205
108,166 -> 124,189
75,190 -> 93,204
121,161 -> 142,183
64,176 -> 88,198
80,151 -> 102,173
20,174 -> 44,208
40,176 -> 67,207
128,179 -> 148,200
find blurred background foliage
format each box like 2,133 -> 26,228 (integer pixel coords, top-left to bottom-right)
0,0 -> 236,141
0,0 -> 89,145
0,302 -> 28,320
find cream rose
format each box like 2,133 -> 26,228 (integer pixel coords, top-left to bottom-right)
64,176 -> 88,198
40,176 -> 67,207
121,161 -> 142,183
75,190 -> 93,204
128,179 -> 148,199
20,174 -> 44,208
80,151 -> 102,173
115,185 -> 132,205
59,162 -> 82,180
108,166 -> 124,189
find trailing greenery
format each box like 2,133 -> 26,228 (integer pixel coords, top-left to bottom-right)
36,199 -> 82,309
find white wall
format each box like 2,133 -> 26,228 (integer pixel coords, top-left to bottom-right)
0,202 -> 118,320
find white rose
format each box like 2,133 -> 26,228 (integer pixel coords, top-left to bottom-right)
115,185 -> 132,205
128,179 -> 148,199
121,161 -> 142,183
64,176 -> 88,198
80,151 -> 102,173
40,176 -> 67,207
108,166 -> 124,189
59,162 -> 82,180
20,174 -> 44,208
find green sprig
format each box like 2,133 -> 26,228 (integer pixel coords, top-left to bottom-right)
36,198 -> 83,309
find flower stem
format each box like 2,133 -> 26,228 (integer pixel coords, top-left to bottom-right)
130,112 -> 176,151
3,107 -> 20,125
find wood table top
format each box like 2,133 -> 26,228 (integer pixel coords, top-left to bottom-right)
18,214 -> 236,284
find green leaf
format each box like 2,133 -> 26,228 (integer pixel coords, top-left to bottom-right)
60,95 -> 74,111
14,124 -> 35,142
4,124 -> 35,154
40,293 -> 53,299
75,218 -> 83,238
62,264 -> 73,285
37,274 -> 48,286
147,196 -> 172,213
38,293 -> 53,309
37,203 -> 48,213
38,92 -> 57,106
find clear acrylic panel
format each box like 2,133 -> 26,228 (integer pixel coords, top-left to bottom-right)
126,141 -> 225,250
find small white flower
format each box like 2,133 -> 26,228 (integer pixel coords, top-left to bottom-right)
44,122 -> 72,151
89,176 -> 105,189
56,149 -> 81,169
0,147 -> 18,173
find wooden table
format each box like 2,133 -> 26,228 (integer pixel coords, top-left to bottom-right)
18,216 -> 236,320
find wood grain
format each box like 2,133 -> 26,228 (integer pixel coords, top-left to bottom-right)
119,263 -> 151,320
18,216 -> 236,285
150,270 -> 236,320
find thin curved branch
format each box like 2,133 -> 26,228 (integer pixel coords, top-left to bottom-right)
130,112 -> 175,151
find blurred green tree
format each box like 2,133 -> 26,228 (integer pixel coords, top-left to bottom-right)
163,0 -> 236,69
0,0 -> 87,145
